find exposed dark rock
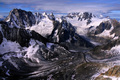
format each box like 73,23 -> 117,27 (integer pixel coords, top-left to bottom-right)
0,22 -> 49,47
48,20 -> 94,49
1,23 -> 31,47
74,34 -> 95,48
75,62 -> 107,80
102,38 -> 120,50
5,8 -> 36,28
0,32 -> 3,44
95,66 -> 120,80
111,19 -> 120,36
67,12 -> 95,25
95,21 -> 112,35
1,9 -> 119,80
82,12 -> 93,20
31,30 -> 49,45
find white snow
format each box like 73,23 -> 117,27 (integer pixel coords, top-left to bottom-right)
110,45 -> 120,54
113,36 -> 119,40
46,43 -> 54,49
6,17 -> 10,22
12,19 -> 20,28
0,38 -> 23,54
24,44 -> 39,59
71,74 -> 75,80
66,17 -> 88,35
90,41 -> 101,46
23,20 -> 27,27
12,13 -> 17,21
30,15 -> 53,37
103,75 -> 120,80
24,39 -> 43,63
24,39 -> 39,58
56,17 -> 62,23
66,16 -> 109,35
2,52 -> 23,60
91,67 -> 110,80
0,38 -> 44,62
88,18 -> 109,30
96,26 -> 115,38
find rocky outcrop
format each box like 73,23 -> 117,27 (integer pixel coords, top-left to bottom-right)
67,12 -> 95,25
48,20 -> 94,49
95,21 -> 112,35
5,8 -> 36,28
95,66 -> 120,80
67,12 -> 94,20
0,21 -> 49,47
0,32 -> 3,44
2,8 -> 120,80
111,19 -> 120,36
88,21 -> 112,36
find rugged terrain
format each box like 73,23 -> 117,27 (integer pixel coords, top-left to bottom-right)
0,9 -> 120,80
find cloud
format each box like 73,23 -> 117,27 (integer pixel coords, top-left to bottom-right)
0,0 -> 120,14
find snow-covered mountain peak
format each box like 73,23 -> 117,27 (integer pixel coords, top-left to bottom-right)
1,9 -> 120,80
67,12 -> 95,20
65,12 -> 110,35
5,8 -> 36,28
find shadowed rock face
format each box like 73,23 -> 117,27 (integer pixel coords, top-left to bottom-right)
88,19 -> 120,38
48,20 -> 75,43
0,21 -> 48,47
88,21 -> 112,36
0,32 -> 3,44
67,12 -> 94,25
49,20 -> 95,49
95,21 -> 112,35
111,19 -> 120,36
5,9 -> 36,28
1,9 -> 120,80
67,12 -> 94,20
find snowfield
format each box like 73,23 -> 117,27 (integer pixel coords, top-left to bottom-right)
66,15 -> 109,36
28,14 -> 54,37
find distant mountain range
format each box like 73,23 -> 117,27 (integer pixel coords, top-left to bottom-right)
0,16 -> 6,21
0,9 -> 120,80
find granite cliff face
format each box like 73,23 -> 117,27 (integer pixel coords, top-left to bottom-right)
0,9 -> 120,80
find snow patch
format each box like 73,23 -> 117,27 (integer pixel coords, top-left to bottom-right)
46,43 -> 54,49
91,67 -> 110,80
113,36 -> 119,40
103,75 -> 120,80
90,41 -> 101,46
2,52 -> 23,60
71,74 -> 75,80
110,45 -> 120,54
6,17 -> 10,22
12,19 -> 20,28
0,38 -> 23,54
24,39 -> 43,63
66,16 -> 109,35
12,13 -> 17,21
96,26 -> 115,38
30,16 -> 53,37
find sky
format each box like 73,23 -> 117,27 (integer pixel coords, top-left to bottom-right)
0,0 -> 120,19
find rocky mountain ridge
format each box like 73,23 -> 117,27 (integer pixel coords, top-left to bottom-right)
1,9 -> 120,80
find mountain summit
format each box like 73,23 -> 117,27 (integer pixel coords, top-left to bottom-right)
0,9 -> 120,80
